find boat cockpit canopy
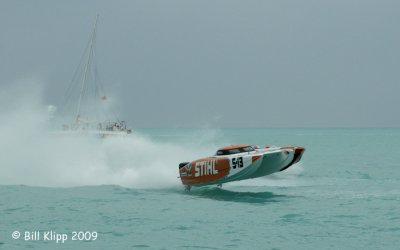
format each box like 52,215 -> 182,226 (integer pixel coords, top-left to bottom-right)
215,145 -> 255,156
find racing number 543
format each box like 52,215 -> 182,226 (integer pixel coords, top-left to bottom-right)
232,157 -> 243,169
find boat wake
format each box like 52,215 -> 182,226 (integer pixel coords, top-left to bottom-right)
0,83 -> 214,188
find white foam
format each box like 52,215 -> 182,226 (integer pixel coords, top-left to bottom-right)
0,81 -> 215,188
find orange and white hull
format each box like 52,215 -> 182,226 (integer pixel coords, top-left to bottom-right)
179,146 -> 305,188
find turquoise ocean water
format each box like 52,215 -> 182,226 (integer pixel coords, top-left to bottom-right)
1,128 -> 399,249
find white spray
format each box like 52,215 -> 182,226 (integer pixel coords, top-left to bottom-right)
0,81 -> 218,188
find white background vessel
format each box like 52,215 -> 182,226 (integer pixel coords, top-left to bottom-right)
56,16 -> 131,137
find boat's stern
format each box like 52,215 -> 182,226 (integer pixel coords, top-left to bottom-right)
178,157 -> 230,187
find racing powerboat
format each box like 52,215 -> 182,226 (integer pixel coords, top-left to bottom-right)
178,144 -> 305,190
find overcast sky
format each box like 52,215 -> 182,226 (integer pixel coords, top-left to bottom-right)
1,0 -> 399,128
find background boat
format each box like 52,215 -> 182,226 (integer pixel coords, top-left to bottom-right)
56,15 -> 131,137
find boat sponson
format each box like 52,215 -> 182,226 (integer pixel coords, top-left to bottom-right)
279,147 -> 305,172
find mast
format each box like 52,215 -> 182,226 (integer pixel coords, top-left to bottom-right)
76,15 -> 99,122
